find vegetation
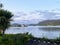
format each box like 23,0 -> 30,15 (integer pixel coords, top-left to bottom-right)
0,33 -> 60,45
0,4 -> 13,35
0,33 -> 33,45
0,3 -> 3,9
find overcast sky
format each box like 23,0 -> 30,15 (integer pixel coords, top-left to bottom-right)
1,0 -> 60,24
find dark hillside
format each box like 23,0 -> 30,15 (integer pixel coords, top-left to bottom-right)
38,19 -> 60,26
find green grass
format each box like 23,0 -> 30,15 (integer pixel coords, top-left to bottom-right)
0,33 -> 60,45
0,32 -> 33,45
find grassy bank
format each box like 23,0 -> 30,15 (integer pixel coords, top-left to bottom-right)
0,33 -> 33,45
0,33 -> 60,45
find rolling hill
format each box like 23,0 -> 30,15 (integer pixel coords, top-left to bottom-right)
38,19 -> 60,26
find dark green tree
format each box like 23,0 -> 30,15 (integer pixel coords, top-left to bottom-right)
0,9 -> 13,35
0,3 -> 3,9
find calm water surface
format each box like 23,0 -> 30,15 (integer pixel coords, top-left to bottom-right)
5,26 -> 60,39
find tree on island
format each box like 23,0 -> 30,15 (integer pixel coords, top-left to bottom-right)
0,3 -> 13,35
0,3 -> 3,8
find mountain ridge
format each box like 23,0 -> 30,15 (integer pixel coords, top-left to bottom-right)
38,19 -> 60,26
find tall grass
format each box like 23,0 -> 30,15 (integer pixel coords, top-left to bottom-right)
0,33 -> 60,45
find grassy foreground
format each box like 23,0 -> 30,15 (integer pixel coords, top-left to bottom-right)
0,33 -> 33,45
0,33 -> 60,45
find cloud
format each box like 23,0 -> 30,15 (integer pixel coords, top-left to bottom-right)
35,10 -> 60,19
13,11 -> 27,18
12,9 -> 60,24
14,12 -> 46,21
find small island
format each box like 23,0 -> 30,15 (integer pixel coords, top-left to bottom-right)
11,23 -> 27,27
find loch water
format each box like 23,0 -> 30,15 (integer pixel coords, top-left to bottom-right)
5,26 -> 60,39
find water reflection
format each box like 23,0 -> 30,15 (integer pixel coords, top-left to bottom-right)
39,26 -> 60,31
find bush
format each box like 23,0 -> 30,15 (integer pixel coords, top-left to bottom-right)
0,33 -> 33,45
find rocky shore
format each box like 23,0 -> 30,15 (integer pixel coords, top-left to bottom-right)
26,38 -> 60,45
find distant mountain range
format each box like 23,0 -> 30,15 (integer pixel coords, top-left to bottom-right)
11,19 -> 60,26
38,19 -> 60,26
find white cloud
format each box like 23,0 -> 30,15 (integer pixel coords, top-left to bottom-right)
14,13 -> 45,21
12,10 -> 60,24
